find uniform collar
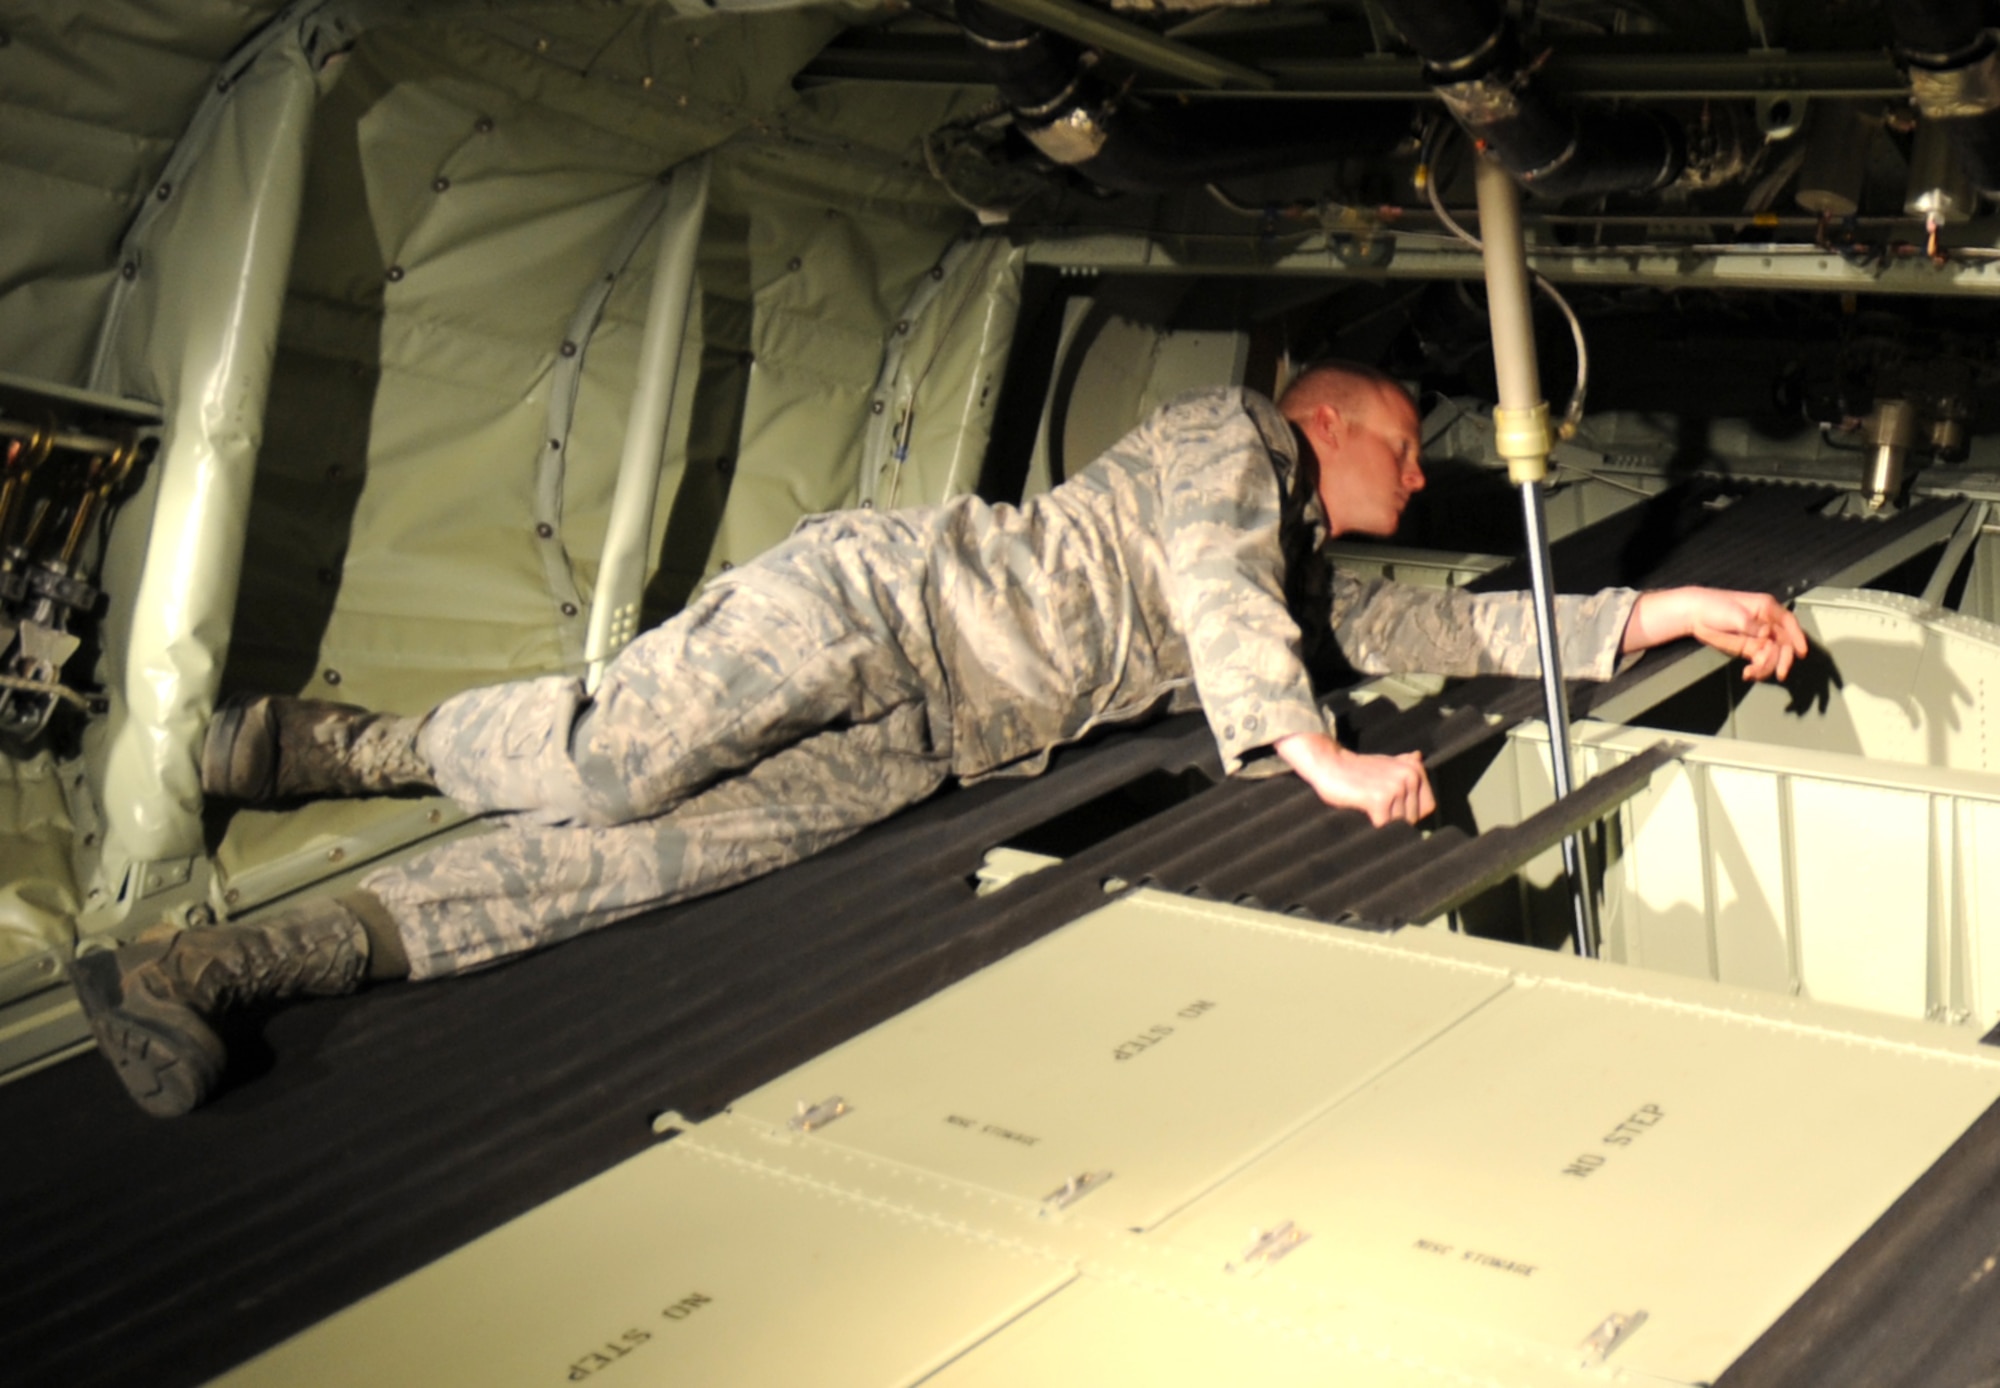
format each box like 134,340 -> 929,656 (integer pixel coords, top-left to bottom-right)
1282,418 -> 1331,550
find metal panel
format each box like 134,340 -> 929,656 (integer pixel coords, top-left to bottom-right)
922,1276 -> 1584,1388
1021,289 -> 1248,503
1788,779 -> 1931,1017
1731,589 -> 2000,775
1963,802 -> 2000,1027
1518,722 -> 2000,1031
213,1136 -> 1075,1388
1701,764 -> 1792,994
1322,541 -> 1512,590
1150,970 -> 2000,1386
1617,751 -> 1720,980
212,894 -> 2000,1388
730,895 -> 1512,1231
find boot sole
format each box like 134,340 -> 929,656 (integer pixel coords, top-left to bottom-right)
68,951 -> 224,1119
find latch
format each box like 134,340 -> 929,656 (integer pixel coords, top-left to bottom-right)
787,1096 -> 850,1133
1577,1309 -> 1648,1367
1225,1220 -> 1310,1273
1040,1170 -> 1113,1214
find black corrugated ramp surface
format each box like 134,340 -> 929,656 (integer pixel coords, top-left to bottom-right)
4,479 -> 1996,1388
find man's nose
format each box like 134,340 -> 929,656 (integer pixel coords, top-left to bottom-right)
1404,458 -> 1426,491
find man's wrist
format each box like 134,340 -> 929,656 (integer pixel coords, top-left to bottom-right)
1274,729 -> 1347,777
1624,588 -> 1695,654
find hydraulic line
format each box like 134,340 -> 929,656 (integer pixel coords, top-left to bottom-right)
1473,152 -> 1600,960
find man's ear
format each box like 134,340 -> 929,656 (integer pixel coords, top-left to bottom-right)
1314,402 -> 1346,455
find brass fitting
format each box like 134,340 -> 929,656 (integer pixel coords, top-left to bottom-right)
1493,402 -> 1552,484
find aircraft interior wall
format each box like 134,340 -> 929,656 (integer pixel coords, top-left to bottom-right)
0,4 -> 1011,966
0,0 -> 293,384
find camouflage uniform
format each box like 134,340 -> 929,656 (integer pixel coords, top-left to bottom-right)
362,388 -> 1636,979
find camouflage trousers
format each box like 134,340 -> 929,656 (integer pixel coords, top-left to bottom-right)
360,578 -> 951,980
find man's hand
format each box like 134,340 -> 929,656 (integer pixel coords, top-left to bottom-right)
1623,587 -> 1809,682
1274,731 -> 1435,827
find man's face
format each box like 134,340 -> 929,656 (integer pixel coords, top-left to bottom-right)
1311,382 -> 1424,539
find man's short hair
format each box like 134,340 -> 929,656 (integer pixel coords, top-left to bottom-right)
1276,360 -> 1410,423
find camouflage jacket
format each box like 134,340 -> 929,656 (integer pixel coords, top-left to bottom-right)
738,388 -> 1636,782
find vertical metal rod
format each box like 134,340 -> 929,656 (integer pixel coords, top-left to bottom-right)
1473,153 -> 1601,959
1521,474 -> 1599,957
585,155 -> 712,693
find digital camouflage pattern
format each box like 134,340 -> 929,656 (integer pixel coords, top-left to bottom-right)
372,703 -> 947,978
361,387 -> 1633,978
1329,570 -> 1638,682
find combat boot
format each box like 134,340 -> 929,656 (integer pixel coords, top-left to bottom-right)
201,695 -> 434,802
69,898 -> 377,1118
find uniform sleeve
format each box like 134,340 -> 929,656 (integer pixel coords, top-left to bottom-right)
1156,392 -> 1327,775
1328,567 -> 1639,681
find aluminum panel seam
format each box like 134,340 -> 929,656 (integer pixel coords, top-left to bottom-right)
1125,979 -> 1526,1237
673,1123 -> 1076,1263
1517,976 -> 2000,1069
1084,895 -> 2000,1068
679,1116 -> 1611,1388
1119,888 -> 1511,980
724,892 -> 1526,1237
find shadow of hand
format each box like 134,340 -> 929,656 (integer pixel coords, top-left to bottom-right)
1780,642 -> 1843,717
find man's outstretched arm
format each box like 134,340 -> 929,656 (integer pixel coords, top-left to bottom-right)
1333,578 -> 1808,686
1621,587 -> 1808,682
1279,586 -> 1807,826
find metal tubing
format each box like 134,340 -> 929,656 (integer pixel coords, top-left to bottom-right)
970,0 -> 1274,90
1475,153 -> 1601,958
584,155 -> 711,692
0,418 -> 127,456
1477,162 -> 1544,424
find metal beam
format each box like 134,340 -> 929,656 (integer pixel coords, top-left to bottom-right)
1584,500 -> 1977,728
1818,497 -> 1976,590
1352,738 -> 1687,926
1921,501 -> 1991,608
1024,234 -> 2000,298
976,0 -> 1274,90
1582,646 -> 1733,729
1255,50 -> 1909,100
799,33 -> 1906,101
